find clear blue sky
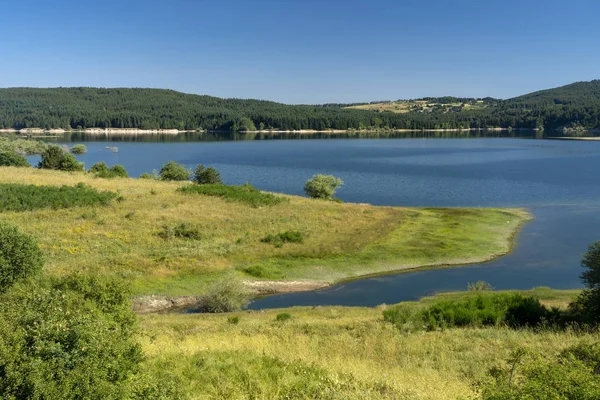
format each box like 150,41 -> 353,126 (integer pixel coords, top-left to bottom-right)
1,0 -> 599,103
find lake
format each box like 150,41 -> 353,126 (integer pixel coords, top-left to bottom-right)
32,134 -> 600,308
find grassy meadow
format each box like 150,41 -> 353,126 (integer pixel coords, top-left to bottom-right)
139,288 -> 587,400
0,167 -> 530,296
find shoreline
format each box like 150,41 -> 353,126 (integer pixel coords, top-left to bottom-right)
133,209 -> 532,314
0,127 -> 557,136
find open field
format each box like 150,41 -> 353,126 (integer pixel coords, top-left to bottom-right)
0,167 -> 529,296
347,99 -> 487,114
139,288 -> 586,400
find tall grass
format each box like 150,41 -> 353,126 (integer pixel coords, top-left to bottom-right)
139,289 -> 592,400
178,183 -> 288,208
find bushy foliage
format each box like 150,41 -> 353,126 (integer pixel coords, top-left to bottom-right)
157,223 -> 202,240
304,174 -> 343,199
261,231 -> 304,248
193,164 -> 222,185
139,171 -> 159,180
275,313 -> 292,322
0,275 -> 147,399
568,241 -> 600,325
243,263 -> 286,279
0,151 -> 30,167
71,144 -> 87,154
479,343 -> 600,399
0,137 -> 47,155
89,162 -> 129,178
159,161 -> 190,181
38,145 -> 84,171
178,183 -> 288,208
0,183 -> 116,211
0,222 -> 44,292
467,280 -> 494,291
383,293 -> 553,331
199,275 -> 251,313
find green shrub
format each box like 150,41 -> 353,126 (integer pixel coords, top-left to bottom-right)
383,293 -> 552,331
0,151 -> 30,167
261,231 -> 304,247
0,137 -> 47,155
243,263 -> 286,279
89,162 -> 128,178
0,183 -> 116,212
199,275 -> 251,313
467,280 -> 494,291
570,241 -> 600,324
0,275 -> 149,399
71,144 -> 87,154
38,145 -> 84,171
193,164 -> 222,184
479,343 -> 600,399
158,223 -> 202,240
178,183 -> 287,208
89,161 -> 110,175
159,161 -> 190,181
304,174 -> 343,199
0,222 -> 44,292
275,312 -> 292,322
227,316 -> 240,325
59,152 -> 84,171
110,164 -> 128,178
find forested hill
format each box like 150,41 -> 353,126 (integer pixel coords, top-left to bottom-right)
0,81 -> 599,131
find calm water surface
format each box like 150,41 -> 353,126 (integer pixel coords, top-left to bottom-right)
31,136 -> 600,308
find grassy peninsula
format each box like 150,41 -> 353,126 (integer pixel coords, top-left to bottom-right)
0,167 -> 529,297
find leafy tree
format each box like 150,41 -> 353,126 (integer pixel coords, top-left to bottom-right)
110,164 -> 128,178
159,161 -> 189,181
0,222 -> 44,292
60,152 -> 85,171
304,174 -> 344,199
90,162 -> 128,178
0,151 -> 30,167
38,145 -> 65,169
0,276 -> 145,399
569,241 -> 600,324
193,164 -> 222,185
38,145 -> 84,171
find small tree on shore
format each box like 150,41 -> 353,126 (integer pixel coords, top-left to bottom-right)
569,241 -> 600,323
0,151 -> 30,167
159,161 -> 190,181
193,164 -> 222,185
38,145 -> 84,172
304,174 -> 343,200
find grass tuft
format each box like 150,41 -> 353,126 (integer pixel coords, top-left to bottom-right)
178,183 -> 288,208
0,182 -> 116,212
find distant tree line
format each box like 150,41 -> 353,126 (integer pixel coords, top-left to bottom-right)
0,81 -> 599,131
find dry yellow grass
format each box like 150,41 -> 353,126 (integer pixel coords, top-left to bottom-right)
139,289 -> 587,399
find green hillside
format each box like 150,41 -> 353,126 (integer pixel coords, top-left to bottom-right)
0,81 -> 599,131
